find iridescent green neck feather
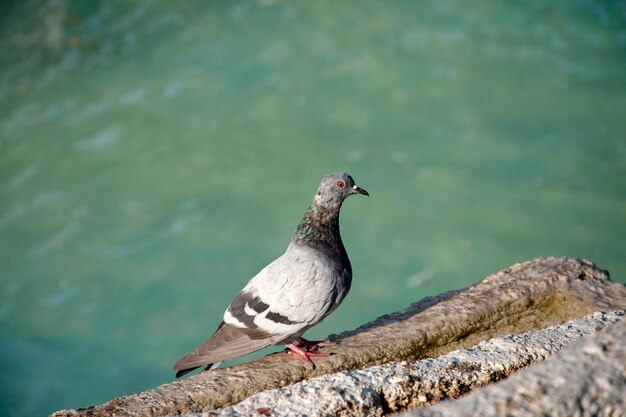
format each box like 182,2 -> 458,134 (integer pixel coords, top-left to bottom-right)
292,201 -> 346,259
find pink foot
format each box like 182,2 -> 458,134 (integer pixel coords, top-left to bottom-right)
295,336 -> 335,353
285,343 -> 330,367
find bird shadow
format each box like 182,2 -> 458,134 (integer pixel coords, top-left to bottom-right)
328,288 -> 464,342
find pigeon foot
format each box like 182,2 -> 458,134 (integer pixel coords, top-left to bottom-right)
285,343 -> 330,367
295,336 -> 334,352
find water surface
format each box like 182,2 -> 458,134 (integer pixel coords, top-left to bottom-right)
0,1 -> 625,416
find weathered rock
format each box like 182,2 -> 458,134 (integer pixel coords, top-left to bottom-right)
50,257 -> 626,417
187,311 -> 624,417
400,314 -> 626,417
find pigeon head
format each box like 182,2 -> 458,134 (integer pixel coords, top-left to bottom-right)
313,172 -> 369,209
292,172 -> 368,251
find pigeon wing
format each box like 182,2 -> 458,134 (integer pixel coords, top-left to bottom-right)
231,247 -> 344,341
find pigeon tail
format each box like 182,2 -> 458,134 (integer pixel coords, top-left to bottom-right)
175,361 -> 222,378
175,366 -> 199,378
173,322 -> 272,376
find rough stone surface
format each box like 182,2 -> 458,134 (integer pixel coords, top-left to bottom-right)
50,257 -> 626,417
184,311 -> 624,417
401,315 -> 626,417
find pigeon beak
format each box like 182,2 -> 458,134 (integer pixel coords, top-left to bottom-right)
352,184 -> 369,196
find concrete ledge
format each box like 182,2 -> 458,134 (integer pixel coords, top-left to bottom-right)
202,311 -> 623,417
50,257 -> 626,417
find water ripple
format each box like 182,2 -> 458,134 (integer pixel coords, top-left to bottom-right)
6,164 -> 39,190
73,125 -> 124,151
38,287 -> 79,308
29,220 -> 80,259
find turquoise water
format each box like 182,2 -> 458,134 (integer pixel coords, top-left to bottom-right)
1,1 -> 625,415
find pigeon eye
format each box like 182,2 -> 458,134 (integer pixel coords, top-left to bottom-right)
337,181 -> 345,188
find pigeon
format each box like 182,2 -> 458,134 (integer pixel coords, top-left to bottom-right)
173,172 -> 368,377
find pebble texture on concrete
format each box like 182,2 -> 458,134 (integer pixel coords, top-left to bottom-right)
401,315 -> 625,417
50,258 -> 626,417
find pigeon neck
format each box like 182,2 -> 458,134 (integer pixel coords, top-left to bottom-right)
292,201 -> 345,257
